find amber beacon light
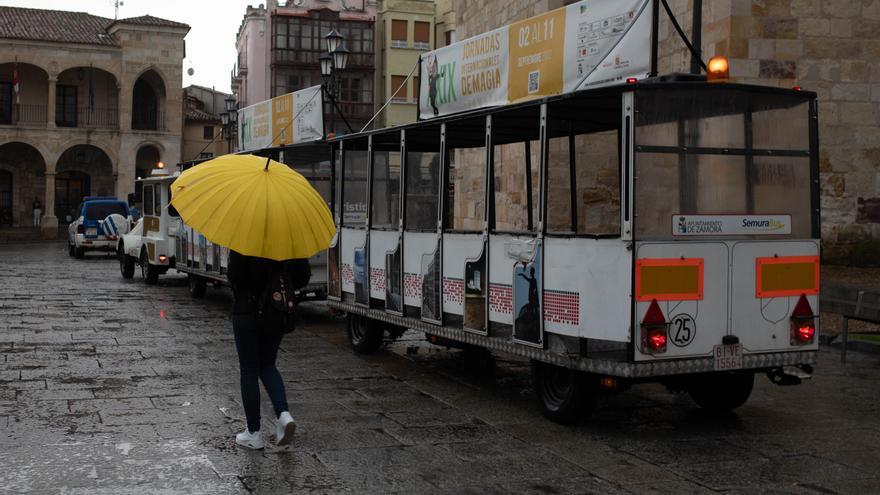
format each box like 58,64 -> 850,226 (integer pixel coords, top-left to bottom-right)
706,55 -> 730,83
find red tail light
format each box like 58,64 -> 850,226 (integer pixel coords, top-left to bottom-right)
641,299 -> 668,354
76,224 -> 84,234
790,293 -> 816,345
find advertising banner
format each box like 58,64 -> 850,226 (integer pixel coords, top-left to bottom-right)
672,215 -> 793,236
418,0 -> 652,120
238,85 -> 324,152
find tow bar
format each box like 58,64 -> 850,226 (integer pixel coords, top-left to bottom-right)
767,364 -> 813,386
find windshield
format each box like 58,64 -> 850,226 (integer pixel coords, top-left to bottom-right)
634,88 -> 814,239
84,202 -> 128,220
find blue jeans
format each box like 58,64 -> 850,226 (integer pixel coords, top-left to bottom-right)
232,314 -> 289,432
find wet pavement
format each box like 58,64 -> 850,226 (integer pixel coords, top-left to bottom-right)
1,241 -> 879,494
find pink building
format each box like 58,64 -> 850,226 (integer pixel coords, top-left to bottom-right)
231,0 -> 378,135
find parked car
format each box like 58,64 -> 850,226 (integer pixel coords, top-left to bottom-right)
67,196 -> 132,259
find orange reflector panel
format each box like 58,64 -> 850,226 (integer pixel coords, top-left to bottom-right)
756,256 -> 819,298
635,258 -> 704,302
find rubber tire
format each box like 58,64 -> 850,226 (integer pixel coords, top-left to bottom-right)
188,275 -> 207,298
532,360 -> 598,425
119,246 -> 135,279
688,372 -> 755,413
68,242 -> 75,257
346,314 -> 384,354
140,250 -> 159,285
74,246 -> 85,259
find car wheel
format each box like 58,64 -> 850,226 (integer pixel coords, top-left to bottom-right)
74,246 -> 85,259
532,360 -> 598,425
68,242 -> 75,257
140,250 -> 159,285
188,275 -> 207,298
119,245 -> 135,279
346,313 -> 384,354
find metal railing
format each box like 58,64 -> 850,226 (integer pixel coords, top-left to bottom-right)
131,109 -> 167,132
0,104 -> 47,125
77,107 -> 118,129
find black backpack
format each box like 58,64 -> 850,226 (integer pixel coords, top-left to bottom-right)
256,267 -> 298,334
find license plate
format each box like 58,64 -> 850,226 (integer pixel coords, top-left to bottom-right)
86,227 -> 97,237
713,343 -> 743,371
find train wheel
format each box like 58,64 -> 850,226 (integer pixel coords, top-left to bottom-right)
689,372 -> 754,412
140,250 -> 159,285
188,275 -> 207,298
119,246 -> 135,279
532,360 -> 597,425
347,313 -> 384,354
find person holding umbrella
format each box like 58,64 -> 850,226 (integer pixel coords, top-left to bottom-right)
171,154 -> 336,449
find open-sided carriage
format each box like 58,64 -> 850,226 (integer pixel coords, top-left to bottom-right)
326,77 -> 820,423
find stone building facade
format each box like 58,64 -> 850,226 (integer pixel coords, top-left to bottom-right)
182,85 -> 231,163
0,7 -> 188,237
453,0 -> 880,260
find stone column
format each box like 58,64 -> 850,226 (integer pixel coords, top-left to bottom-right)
41,171 -> 59,239
47,77 -> 57,128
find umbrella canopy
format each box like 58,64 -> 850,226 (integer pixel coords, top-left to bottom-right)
170,154 -> 335,261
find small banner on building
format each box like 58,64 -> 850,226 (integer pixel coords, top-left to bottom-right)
418,0 -> 652,120
237,85 -> 324,152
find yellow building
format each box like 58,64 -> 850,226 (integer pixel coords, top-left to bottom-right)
0,7 -> 188,237
375,0 -> 436,128
182,86 -> 230,163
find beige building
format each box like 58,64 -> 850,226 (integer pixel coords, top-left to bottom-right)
0,7 -> 188,237
451,0 -> 880,261
375,0 -> 436,128
433,0 -> 456,49
182,85 -> 231,163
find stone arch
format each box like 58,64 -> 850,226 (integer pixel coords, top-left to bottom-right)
131,67 -> 167,131
0,142 -> 47,227
0,62 -> 50,125
55,66 -> 120,128
55,144 -> 114,221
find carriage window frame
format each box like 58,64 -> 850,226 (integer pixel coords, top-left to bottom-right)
370,131 -> 403,231
403,125 -> 443,233
341,139 -> 370,230
632,86 -> 817,241
444,115 -> 489,234
488,107 -> 542,236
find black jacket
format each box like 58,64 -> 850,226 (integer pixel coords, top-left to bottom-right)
227,251 -> 311,315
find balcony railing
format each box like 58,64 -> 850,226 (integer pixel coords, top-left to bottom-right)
0,104 -> 47,125
77,107 -> 118,129
132,109 -> 167,132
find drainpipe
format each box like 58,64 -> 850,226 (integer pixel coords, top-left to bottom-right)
690,0 -> 703,75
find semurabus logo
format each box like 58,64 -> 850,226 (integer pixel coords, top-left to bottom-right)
742,219 -> 785,230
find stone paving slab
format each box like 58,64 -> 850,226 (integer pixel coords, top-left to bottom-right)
2,242 -> 880,494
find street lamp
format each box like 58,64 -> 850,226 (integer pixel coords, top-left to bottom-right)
221,96 -> 237,154
322,28 -> 351,136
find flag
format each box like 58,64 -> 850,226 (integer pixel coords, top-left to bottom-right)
12,62 -> 19,105
88,66 -> 95,113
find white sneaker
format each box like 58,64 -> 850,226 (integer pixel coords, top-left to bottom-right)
276,411 -> 296,446
235,429 -> 265,450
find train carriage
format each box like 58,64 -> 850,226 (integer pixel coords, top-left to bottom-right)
325,76 -> 820,423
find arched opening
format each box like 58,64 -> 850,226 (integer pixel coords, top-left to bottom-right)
55,66 -> 119,129
131,70 -> 166,131
0,63 -> 49,124
0,142 -> 46,227
0,170 -> 12,227
55,145 -> 113,222
134,144 -> 162,205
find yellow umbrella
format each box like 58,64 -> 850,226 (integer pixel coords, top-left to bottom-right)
170,154 -> 335,261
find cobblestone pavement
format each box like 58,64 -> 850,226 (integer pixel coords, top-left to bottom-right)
1,241 -> 879,494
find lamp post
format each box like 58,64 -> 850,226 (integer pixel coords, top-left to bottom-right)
221,96 -> 237,154
321,28 -> 350,137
